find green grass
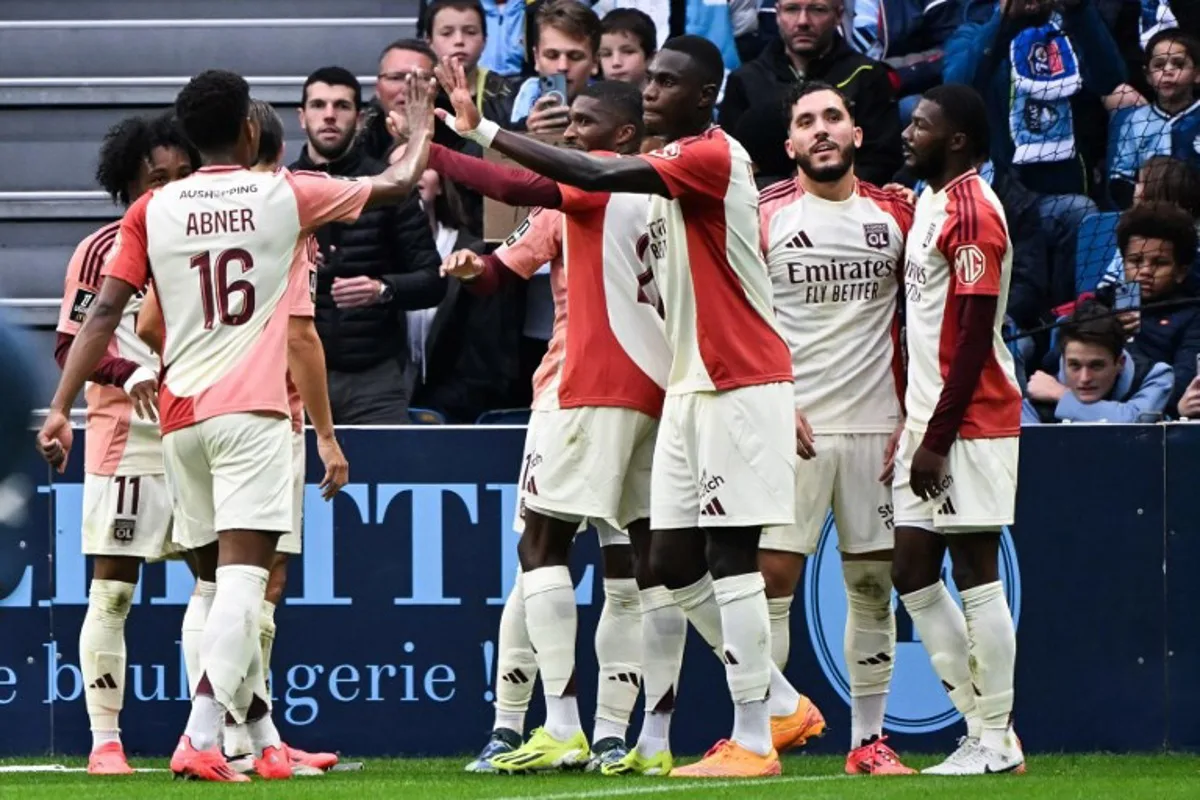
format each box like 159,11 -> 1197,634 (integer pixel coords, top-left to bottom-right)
2,755 -> 1198,799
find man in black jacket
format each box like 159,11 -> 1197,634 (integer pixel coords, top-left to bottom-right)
293,66 -> 446,423
718,0 -> 903,186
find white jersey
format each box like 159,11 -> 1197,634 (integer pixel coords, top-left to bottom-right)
759,179 -> 912,434
103,166 -> 371,435
903,169 -> 1022,439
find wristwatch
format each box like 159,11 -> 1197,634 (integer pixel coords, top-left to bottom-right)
377,279 -> 395,303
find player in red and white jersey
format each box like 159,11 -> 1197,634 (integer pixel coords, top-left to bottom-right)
38,69 -> 439,783
757,82 -> 915,776
434,77 -> 673,773
892,85 -> 1024,776
439,37 -> 805,777
52,112 -> 198,776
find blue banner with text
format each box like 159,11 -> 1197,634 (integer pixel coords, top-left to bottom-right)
0,424 -> 1197,756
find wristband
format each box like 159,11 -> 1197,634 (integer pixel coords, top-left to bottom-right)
443,113 -> 499,148
123,366 -> 157,395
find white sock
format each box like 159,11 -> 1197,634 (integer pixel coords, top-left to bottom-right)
184,695 -> 225,752
636,586 -> 686,757
713,573 -> 772,756
900,581 -> 980,739
961,581 -> 1016,752
522,566 -> 580,740
81,579 -> 134,751
766,596 -> 792,670
194,566 -> 268,719
594,578 -> 641,743
224,723 -> 253,758
247,708 -> 282,756
494,572 -> 536,735
181,580 -> 216,698
843,561 -> 896,748
259,600 -> 277,683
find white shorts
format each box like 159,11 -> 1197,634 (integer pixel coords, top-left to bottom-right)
761,433 -> 894,556
514,406 -> 656,533
892,428 -> 1018,533
276,430 -> 305,555
81,473 -> 175,560
165,412 -> 294,550
650,382 -> 796,530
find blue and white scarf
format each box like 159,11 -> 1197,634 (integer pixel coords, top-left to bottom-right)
1009,16 -> 1081,165
1140,0 -> 1179,50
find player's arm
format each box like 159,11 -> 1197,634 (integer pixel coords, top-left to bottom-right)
441,208 -> 562,294
429,143 -> 563,208
360,75 -> 440,210
434,59 -> 668,196
287,316 -> 347,499
135,285 -> 164,355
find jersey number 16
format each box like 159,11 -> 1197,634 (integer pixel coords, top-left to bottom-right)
189,248 -> 256,330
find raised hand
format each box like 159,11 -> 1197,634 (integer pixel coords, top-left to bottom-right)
440,249 -> 485,281
433,57 -> 482,132
391,72 -> 438,145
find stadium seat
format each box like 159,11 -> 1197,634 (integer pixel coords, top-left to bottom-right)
408,407 -> 446,425
475,408 -> 531,425
1074,212 -> 1120,296
1106,106 -> 1136,181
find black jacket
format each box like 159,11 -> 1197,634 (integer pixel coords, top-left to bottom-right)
718,36 -> 904,186
1130,291 -> 1200,418
290,144 -> 445,372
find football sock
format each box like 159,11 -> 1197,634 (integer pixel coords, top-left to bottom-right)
181,580 -> 216,697
200,565 -> 268,716
767,595 -> 792,671
961,581 -> 1016,752
636,586 -> 685,757
522,566 -> 581,740
80,579 -> 134,751
493,572 -> 536,736
594,578 -> 641,743
843,560 -> 896,748
900,582 -> 979,739
259,599 -> 277,691
713,573 -> 772,756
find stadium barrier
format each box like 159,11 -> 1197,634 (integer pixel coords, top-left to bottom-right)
1,424 -> 1198,757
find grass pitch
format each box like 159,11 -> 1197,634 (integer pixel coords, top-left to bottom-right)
2,754 -> 1198,799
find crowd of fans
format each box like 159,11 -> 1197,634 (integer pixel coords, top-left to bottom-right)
223,0 -> 1200,424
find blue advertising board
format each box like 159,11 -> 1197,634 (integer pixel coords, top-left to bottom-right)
0,424 -> 1197,756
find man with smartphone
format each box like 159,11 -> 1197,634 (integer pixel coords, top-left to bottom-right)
510,0 -> 602,134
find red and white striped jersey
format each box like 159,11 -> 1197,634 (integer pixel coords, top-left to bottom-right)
759,178 -> 912,434
903,170 -> 1022,439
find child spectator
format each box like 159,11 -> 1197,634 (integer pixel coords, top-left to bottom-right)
599,8 -> 656,86
1023,299 -> 1173,423
425,0 -> 519,124
420,0 -> 529,76
1111,29 -> 1200,208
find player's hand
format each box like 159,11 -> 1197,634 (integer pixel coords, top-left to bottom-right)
794,408 -> 816,460
441,249 -> 485,281
881,183 -> 917,205
389,73 -> 438,145
127,378 -> 159,422
1118,310 -> 1140,336
433,57 -> 482,132
315,434 -> 349,501
525,95 -> 571,135
1178,376 -> 1200,419
37,409 -> 73,474
1026,370 -> 1067,403
909,444 -> 946,501
879,421 -> 904,484
332,276 -> 384,308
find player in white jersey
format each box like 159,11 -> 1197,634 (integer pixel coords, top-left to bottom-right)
38,69 -> 440,783
758,81 -> 915,776
439,37 -> 815,778
893,85 -> 1024,776
53,113 -> 197,775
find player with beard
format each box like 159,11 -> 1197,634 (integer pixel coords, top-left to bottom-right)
757,81 -> 914,775
893,83 -> 1024,775
436,36 -> 816,778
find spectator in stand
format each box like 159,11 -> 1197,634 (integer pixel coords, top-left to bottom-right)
598,7 -> 657,86
419,0 -> 530,76
843,0 -> 963,123
1116,201 -> 1200,417
591,0 -> 750,67
1111,29 -> 1200,208
426,0 -> 519,123
407,169 -> 523,422
1099,0 -> 1200,108
362,39 -> 440,162
511,0 -> 602,133
944,0 -> 1125,301
719,0 -> 903,185
292,66 -> 446,424
1023,300 -> 1174,422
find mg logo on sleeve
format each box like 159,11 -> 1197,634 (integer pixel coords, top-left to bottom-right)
804,513 -> 1021,734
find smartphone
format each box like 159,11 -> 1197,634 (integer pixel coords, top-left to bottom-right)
538,73 -> 568,107
1113,281 -> 1141,312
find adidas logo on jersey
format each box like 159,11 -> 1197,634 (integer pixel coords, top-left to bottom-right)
89,673 -> 118,690
785,231 -> 814,249
700,497 -> 727,517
